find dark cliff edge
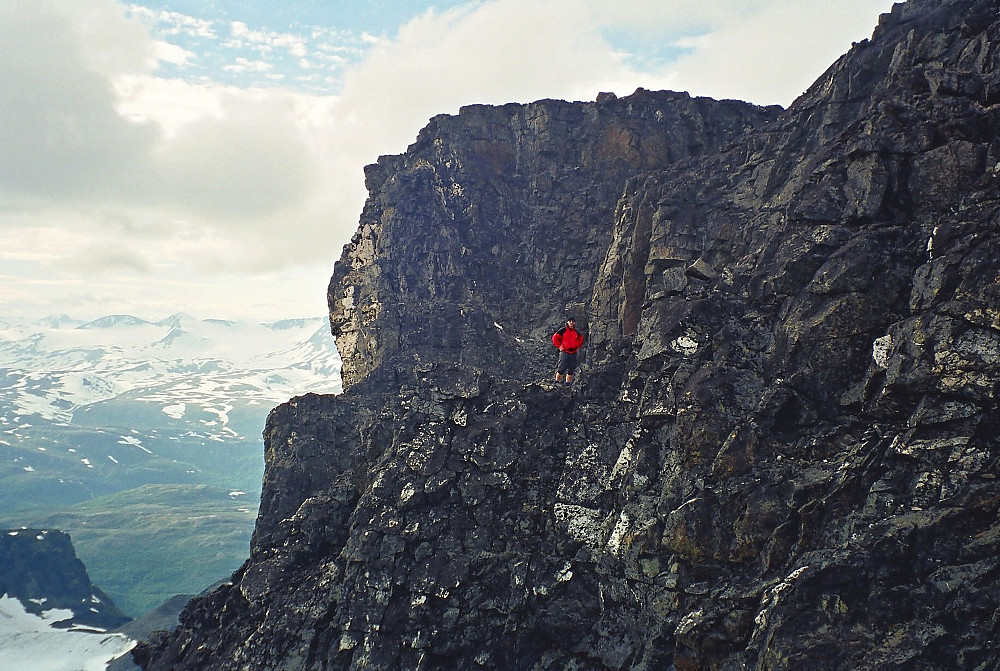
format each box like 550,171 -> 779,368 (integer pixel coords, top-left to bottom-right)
137,0 -> 1000,669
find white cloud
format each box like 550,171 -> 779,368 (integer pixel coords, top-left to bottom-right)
1,2 -> 328,237
660,0 -> 892,105
129,6 -> 217,39
223,56 -> 274,74
0,1 -> 158,198
152,39 -> 194,67
0,0 -> 345,320
226,20 -> 309,57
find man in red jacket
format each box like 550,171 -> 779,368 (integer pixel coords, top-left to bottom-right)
552,317 -> 585,385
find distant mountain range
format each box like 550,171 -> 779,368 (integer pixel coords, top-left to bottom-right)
0,314 -> 342,615
0,313 -> 341,425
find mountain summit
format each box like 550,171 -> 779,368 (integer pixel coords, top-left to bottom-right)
138,1 -> 1000,669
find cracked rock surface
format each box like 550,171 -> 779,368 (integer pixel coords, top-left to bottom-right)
138,1 -> 1000,669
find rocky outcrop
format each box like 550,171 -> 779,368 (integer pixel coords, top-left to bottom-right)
138,0 -> 1000,669
0,528 -> 130,630
328,91 -> 779,388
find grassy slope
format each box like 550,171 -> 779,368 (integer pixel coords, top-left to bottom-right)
0,484 -> 256,616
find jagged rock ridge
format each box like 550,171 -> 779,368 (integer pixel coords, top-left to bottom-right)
138,0 -> 1000,669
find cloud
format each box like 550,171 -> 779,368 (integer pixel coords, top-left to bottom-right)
227,21 -> 309,58
128,6 -> 217,39
1,1 -> 329,252
151,39 -> 195,67
339,2 -> 628,113
659,0 -> 892,105
0,1 -> 157,199
156,103 -> 316,223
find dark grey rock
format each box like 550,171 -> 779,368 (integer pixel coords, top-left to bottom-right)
0,528 -> 130,630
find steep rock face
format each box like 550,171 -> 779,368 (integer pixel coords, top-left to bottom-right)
328,92 -> 779,387
139,0 -> 1000,669
580,1 -> 1000,668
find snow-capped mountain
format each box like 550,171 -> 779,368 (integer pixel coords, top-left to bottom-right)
0,313 -> 341,428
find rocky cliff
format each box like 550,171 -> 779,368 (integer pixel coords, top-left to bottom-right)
137,0 -> 1000,669
328,91 -> 779,388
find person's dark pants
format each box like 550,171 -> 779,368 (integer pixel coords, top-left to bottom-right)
557,351 -> 578,376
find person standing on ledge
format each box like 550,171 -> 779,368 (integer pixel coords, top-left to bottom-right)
552,317 -> 585,385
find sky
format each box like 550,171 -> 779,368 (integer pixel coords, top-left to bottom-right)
0,0 -> 897,323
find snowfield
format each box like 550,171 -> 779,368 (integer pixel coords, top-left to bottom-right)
0,594 -> 134,671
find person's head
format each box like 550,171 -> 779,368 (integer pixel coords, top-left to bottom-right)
566,317 -> 576,327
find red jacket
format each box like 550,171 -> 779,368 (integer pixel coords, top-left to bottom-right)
552,326 -> 585,354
